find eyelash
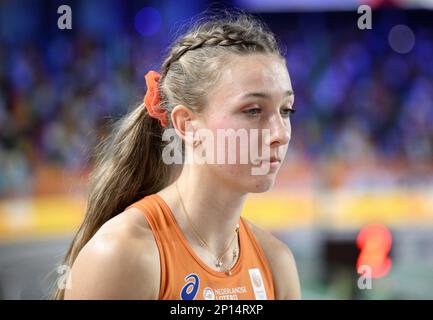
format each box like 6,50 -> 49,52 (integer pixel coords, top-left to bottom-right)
243,106 -> 296,118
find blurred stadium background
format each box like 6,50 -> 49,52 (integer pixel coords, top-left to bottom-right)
0,0 -> 432,299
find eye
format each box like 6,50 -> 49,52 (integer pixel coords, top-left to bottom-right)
243,107 -> 262,117
281,107 -> 296,118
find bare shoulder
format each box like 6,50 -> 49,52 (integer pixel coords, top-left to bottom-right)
64,208 -> 160,299
244,218 -> 301,300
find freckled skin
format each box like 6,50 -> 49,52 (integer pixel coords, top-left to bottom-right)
194,54 -> 293,194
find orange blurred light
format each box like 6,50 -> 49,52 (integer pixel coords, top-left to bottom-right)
356,223 -> 392,278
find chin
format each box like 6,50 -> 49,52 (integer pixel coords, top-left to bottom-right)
212,165 -> 279,193
247,175 -> 277,193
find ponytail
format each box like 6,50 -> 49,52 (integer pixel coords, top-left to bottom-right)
52,104 -> 173,299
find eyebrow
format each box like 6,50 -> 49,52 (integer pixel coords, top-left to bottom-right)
241,90 -> 295,100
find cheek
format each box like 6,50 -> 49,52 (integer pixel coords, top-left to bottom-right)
204,115 -> 248,161
207,114 -> 238,130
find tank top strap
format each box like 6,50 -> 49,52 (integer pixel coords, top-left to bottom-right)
125,194 -> 170,299
126,194 -> 172,231
239,216 -> 275,297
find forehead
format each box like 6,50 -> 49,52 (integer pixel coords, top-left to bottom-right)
208,54 -> 292,102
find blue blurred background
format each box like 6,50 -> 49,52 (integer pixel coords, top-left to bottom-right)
0,0 -> 432,299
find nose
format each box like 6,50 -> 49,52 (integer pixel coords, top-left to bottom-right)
264,115 -> 291,147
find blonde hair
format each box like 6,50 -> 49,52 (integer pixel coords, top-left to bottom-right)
52,10 -> 283,299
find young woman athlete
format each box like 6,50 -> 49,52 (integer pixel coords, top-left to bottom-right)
54,12 -> 301,300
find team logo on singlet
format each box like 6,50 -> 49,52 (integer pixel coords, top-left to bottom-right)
248,268 -> 267,300
202,287 -> 215,300
180,273 -> 200,300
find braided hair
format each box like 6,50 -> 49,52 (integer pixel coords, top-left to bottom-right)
158,12 -> 284,125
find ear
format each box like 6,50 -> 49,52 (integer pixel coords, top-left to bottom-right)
171,105 -> 200,147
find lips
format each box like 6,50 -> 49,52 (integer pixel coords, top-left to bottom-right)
269,156 -> 281,162
258,157 -> 281,170
260,156 -> 281,163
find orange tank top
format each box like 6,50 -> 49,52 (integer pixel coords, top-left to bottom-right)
126,194 -> 275,300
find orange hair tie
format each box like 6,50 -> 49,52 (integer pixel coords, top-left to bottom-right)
144,70 -> 169,127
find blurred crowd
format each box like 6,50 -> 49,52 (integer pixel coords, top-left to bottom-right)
1,2 -> 432,197
284,19 -> 433,162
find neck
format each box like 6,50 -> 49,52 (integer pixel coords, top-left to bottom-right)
168,164 -> 247,255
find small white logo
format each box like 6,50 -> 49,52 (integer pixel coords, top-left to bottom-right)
56,264 -> 72,290
57,5 -> 72,30
357,265 -> 373,290
203,287 -> 215,300
357,5 -> 372,30
248,268 -> 267,300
